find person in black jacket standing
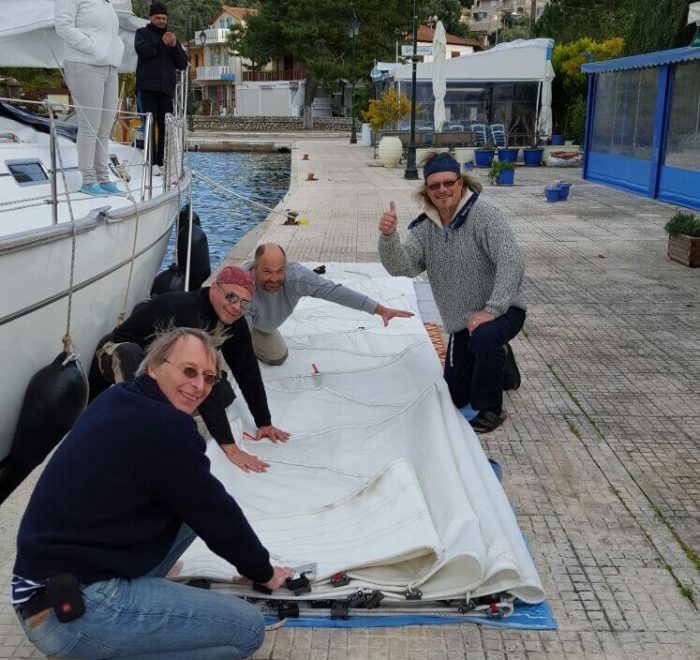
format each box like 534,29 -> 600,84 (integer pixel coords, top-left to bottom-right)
135,3 -> 188,176
12,327 -> 294,659
90,266 -> 290,474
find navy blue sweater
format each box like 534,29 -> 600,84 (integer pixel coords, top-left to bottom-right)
14,375 -> 274,585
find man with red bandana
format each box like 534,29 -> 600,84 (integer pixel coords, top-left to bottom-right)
89,266 -> 287,473
378,152 -> 525,434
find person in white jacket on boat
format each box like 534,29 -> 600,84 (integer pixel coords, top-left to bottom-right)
55,0 -> 125,197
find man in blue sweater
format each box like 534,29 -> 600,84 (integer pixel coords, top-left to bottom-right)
13,327 -> 293,659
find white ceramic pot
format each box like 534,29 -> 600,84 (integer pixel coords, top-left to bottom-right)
453,147 -> 474,166
377,136 -> 403,168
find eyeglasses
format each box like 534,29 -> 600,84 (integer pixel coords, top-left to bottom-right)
426,178 -> 461,192
216,282 -> 252,311
164,360 -> 219,386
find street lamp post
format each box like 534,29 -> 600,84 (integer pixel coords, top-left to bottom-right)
403,0 -> 419,180
348,13 -> 359,144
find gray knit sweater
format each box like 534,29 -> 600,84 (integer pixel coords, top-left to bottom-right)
244,261 -> 378,333
378,193 -> 525,334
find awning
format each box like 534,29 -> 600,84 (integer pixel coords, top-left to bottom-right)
581,47 -> 700,75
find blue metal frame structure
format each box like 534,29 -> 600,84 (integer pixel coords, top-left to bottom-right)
582,47 -> 700,211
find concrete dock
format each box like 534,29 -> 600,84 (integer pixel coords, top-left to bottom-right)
1,139 -> 698,659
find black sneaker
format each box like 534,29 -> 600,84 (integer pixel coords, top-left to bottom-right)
503,343 -> 521,391
470,409 -> 507,434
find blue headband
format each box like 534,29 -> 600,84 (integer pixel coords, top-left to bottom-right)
423,153 -> 461,180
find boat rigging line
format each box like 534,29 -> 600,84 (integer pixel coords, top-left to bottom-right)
192,170 -> 298,224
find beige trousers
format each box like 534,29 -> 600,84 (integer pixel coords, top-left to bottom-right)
251,327 -> 288,365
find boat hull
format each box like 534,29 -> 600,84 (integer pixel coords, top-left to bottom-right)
0,177 -> 187,471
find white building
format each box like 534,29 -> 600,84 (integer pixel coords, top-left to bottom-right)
189,6 -> 256,115
469,0 -> 550,39
403,24 -> 484,63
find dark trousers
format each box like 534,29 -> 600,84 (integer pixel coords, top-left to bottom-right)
444,306 -> 526,412
137,89 -> 173,167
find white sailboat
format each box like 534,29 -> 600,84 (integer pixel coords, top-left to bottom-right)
0,1 -> 188,487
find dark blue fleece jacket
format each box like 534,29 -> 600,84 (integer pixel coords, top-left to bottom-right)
14,375 -> 273,585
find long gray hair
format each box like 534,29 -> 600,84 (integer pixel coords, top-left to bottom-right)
136,326 -> 224,377
413,150 -> 482,207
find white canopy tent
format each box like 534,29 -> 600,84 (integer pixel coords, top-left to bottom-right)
392,39 -> 555,84
391,39 -> 555,135
0,0 -> 146,72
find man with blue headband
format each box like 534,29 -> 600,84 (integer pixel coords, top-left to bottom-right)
378,152 -> 524,433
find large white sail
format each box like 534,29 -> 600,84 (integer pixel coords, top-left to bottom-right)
0,0 -> 146,71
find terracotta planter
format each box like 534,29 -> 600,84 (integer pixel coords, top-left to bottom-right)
377,136 -> 403,168
667,233 -> 700,267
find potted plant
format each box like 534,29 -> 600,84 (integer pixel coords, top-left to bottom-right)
517,107 -> 544,166
362,88 -> 411,168
474,143 -> 495,167
494,105 -> 518,163
665,211 -> 700,267
488,160 -> 515,186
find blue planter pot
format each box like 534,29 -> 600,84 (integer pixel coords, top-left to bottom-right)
497,168 -> 515,185
523,147 -> 544,167
544,185 -> 560,202
497,148 -> 518,163
551,134 -> 564,146
558,182 -> 571,200
474,150 -> 495,168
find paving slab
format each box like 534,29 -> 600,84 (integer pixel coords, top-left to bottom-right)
1,138 -> 698,659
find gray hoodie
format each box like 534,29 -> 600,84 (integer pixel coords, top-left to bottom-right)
245,262 -> 378,333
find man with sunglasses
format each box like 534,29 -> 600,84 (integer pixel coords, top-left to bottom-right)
89,266 -> 288,473
13,327 -> 294,658
377,152 -> 525,434
245,243 -> 414,366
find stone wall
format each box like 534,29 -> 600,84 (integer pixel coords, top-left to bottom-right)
189,116 -> 352,132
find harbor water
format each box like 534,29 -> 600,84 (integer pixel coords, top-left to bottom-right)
163,151 -> 290,269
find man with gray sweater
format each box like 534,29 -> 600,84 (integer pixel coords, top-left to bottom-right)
245,244 -> 414,365
378,152 -> 524,433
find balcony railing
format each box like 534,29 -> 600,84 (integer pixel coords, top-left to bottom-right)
242,69 -> 305,82
198,28 -> 230,45
196,66 -> 235,82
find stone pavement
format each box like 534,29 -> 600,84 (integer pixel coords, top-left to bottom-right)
1,139 -> 698,659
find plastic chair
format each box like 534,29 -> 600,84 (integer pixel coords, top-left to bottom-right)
471,123 -> 487,147
490,123 -> 506,148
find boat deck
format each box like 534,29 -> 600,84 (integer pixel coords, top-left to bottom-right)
1,139 -> 698,659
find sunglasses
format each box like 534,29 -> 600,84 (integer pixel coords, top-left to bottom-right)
164,360 -> 219,386
216,282 -> 252,310
426,178 -> 461,192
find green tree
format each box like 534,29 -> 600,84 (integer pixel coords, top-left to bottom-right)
423,0 -> 467,37
550,37 -> 624,139
132,0 -> 230,40
534,0 -> 625,44
619,0 -> 694,55
231,0 -> 409,129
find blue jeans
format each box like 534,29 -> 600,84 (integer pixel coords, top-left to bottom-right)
16,526 -> 265,659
